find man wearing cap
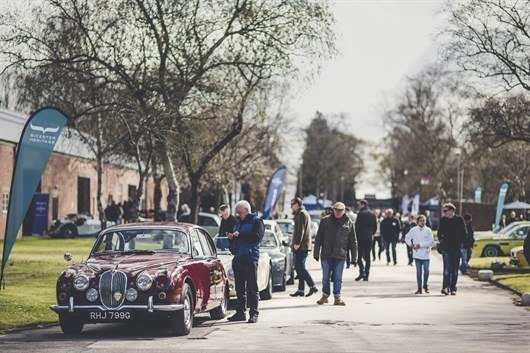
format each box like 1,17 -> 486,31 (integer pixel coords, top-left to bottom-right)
313,202 -> 357,306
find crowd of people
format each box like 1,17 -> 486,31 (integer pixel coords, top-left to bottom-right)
219,198 -> 480,324
499,210 -> 528,228
103,197 -> 137,224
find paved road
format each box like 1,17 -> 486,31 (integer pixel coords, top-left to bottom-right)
1,245 -> 528,352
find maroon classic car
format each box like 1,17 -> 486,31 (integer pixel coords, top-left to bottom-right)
50,222 -> 228,336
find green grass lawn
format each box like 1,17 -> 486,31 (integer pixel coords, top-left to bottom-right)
468,256 -> 511,269
468,256 -> 530,294
492,273 -> 530,294
0,237 -> 94,331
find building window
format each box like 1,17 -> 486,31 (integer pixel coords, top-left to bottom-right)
2,192 -> 9,213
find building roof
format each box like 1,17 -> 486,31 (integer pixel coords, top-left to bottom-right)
0,107 -> 95,159
0,107 -> 138,170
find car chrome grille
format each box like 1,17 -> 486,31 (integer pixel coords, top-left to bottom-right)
99,270 -> 127,309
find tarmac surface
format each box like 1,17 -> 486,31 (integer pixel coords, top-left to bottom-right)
1,245 -> 529,352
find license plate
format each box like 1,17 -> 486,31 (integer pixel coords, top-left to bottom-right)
88,311 -> 132,321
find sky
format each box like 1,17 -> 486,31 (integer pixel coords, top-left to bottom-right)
285,0 -> 446,199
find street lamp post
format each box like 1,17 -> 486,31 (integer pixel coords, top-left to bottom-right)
340,176 -> 345,202
456,152 -> 460,212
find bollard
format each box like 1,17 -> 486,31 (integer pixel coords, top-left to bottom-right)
522,293 -> 530,306
477,270 -> 493,281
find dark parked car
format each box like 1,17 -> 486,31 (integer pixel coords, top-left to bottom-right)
50,222 -> 228,336
260,229 -> 294,291
48,214 -> 115,238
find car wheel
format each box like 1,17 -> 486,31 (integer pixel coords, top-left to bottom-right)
59,314 -> 84,335
62,225 -> 78,238
169,283 -> 194,336
276,266 -> 287,292
210,283 -> 228,320
482,245 -> 501,257
260,269 -> 273,300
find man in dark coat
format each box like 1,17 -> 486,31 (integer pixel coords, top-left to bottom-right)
314,202 -> 357,306
354,200 -> 377,281
402,214 -> 417,266
380,209 -> 402,265
289,198 -> 318,297
460,213 -> 475,275
437,203 -> 467,295
218,204 -> 237,238
227,200 -> 264,324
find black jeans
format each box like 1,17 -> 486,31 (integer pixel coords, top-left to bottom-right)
372,236 -> 383,259
357,239 -> 372,277
294,250 -> 315,291
442,250 -> 461,292
406,244 -> 413,264
233,258 -> 259,316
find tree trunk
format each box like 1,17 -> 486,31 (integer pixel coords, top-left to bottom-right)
154,175 -> 163,218
95,117 -> 106,229
161,148 -> 179,221
189,175 -> 201,225
96,151 -> 106,228
132,173 -> 146,223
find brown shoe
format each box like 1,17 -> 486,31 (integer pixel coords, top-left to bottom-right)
333,297 -> 346,306
316,295 -> 329,305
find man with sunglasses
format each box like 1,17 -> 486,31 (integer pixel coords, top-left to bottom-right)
437,203 -> 467,295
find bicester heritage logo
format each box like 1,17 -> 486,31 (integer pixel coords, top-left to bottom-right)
30,123 -> 60,134
28,123 -> 60,145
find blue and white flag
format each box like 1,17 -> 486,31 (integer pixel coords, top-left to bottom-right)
262,166 -> 287,219
495,183 -> 509,227
1,107 -> 68,288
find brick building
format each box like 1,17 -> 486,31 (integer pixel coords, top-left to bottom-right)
0,108 -> 168,239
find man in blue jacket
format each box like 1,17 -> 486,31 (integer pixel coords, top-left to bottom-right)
227,200 -> 264,324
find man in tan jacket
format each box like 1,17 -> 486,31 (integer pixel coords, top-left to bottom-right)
289,198 -> 319,297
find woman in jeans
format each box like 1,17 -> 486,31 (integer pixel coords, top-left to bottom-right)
405,215 -> 435,294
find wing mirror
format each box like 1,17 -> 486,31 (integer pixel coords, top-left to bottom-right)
282,240 -> 289,247
64,252 -> 75,264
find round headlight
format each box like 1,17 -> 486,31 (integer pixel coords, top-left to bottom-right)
73,274 -> 89,291
126,288 -> 138,302
86,288 -> 98,302
136,273 -> 153,291
227,268 -> 235,280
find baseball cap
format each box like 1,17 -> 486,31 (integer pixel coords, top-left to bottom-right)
332,202 -> 346,210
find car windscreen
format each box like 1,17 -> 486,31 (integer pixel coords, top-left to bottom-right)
260,232 -> 277,248
93,229 -> 189,254
278,222 -> 294,234
497,222 -> 521,235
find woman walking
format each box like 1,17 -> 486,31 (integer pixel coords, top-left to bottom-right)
404,215 -> 435,294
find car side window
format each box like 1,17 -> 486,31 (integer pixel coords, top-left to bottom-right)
198,230 -> 215,257
199,216 -> 217,227
190,230 -> 205,257
514,227 -> 529,239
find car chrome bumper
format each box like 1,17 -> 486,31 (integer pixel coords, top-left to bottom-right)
50,296 -> 183,313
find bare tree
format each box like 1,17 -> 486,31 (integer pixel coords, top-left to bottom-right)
381,66 -> 460,202
300,112 -> 364,202
441,0 -> 530,92
467,94 -> 530,147
0,0 -> 336,222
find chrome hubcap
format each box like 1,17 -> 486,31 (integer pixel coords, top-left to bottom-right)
183,295 -> 191,328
